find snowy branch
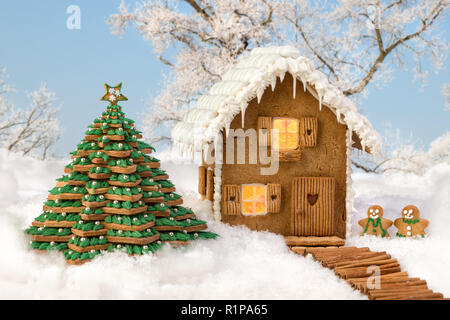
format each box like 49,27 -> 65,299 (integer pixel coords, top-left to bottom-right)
352,125 -> 450,175
0,69 -> 61,159
442,83 -> 450,111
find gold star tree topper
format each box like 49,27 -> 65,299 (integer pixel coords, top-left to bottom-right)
100,83 -> 128,106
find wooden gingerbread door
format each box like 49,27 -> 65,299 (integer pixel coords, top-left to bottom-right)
291,177 -> 335,236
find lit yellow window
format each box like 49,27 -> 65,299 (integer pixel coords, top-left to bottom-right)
242,184 -> 267,216
272,118 -> 299,150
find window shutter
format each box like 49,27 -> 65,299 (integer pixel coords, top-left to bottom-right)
222,185 -> 241,215
258,116 -> 272,147
300,117 -> 318,147
206,168 -> 214,201
267,183 -> 281,213
279,149 -> 302,162
198,166 -> 207,196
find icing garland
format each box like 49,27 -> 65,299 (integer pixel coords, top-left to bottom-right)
402,218 -> 420,224
362,218 -> 386,237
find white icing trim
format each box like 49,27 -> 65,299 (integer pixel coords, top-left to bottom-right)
345,128 -> 355,237
213,164 -> 222,221
172,46 -> 382,157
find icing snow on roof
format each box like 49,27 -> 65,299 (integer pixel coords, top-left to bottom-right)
172,46 -> 382,155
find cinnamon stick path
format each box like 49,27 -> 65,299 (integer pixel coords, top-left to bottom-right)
288,245 -> 446,300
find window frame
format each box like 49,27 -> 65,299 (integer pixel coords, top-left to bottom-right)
272,117 -> 300,151
241,183 -> 268,216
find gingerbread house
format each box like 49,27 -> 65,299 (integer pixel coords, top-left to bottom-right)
172,46 -> 382,240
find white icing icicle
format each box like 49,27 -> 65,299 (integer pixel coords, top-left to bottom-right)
270,77 -> 276,91
171,45 -> 382,160
256,87 -> 264,104
293,77 -> 296,99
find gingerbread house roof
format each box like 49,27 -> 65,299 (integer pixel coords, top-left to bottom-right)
172,46 -> 382,156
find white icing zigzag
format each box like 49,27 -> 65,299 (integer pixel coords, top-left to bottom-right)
172,46 -> 382,157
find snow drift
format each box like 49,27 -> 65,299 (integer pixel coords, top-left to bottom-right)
0,148 -> 449,299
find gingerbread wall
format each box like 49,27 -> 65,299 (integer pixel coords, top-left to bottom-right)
213,74 -> 348,238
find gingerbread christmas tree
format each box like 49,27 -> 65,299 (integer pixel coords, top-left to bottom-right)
25,83 -> 217,265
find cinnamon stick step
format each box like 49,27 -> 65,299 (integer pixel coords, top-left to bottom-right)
342,266 -> 402,280
311,247 -> 370,258
375,291 -> 441,300
313,249 -> 373,263
397,293 -> 445,300
362,280 -> 427,294
327,252 -> 389,268
368,286 -> 430,299
334,258 -> 398,271
337,262 -> 400,276
349,273 -> 410,289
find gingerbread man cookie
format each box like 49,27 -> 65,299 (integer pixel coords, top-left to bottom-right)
394,205 -> 428,238
358,205 -> 392,237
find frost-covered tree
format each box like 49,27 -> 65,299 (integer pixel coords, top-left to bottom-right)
108,0 -> 279,145
108,0 -> 448,145
0,69 -> 61,159
442,83 -> 450,110
352,126 -> 429,175
353,127 -> 450,175
428,131 -> 450,164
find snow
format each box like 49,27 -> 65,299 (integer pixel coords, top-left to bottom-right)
172,46 -> 382,156
0,148 -> 363,299
1,148 -> 449,299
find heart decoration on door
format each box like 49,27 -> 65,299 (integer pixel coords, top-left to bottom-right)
307,193 -> 319,206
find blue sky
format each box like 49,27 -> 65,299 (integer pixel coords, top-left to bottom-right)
0,0 -> 448,156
